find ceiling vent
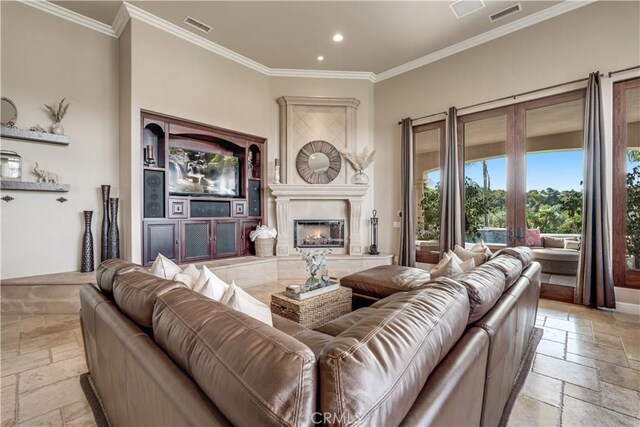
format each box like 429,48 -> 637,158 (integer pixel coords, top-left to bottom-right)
450,0 -> 485,19
183,16 -> 212,34
489,3 -> 522,22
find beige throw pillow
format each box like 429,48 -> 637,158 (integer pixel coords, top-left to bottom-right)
222,281 -> 273,326
564,240 -> 580,250
430,253 -> 464,278
471,241 -> 493,259
453,245 -> 487,266
447,250 -> 476,272
150,254 -> 182,280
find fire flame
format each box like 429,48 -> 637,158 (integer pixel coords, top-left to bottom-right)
307,230 -> 323,240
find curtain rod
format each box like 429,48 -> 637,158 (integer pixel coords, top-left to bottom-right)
398,65 -> 640,126
397,111 -> 446,125
609,65 -> 640,77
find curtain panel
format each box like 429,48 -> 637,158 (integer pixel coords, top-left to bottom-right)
398,118 -> 416,267
439,107 -> 465,255
576,72 -> 616,308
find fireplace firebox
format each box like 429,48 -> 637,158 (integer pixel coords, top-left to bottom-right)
294,220 -> 345,248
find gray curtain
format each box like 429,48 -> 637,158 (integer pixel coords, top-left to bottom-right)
398,118 -> 416,267
576,72 -> 615,308
440,107 -> 465,254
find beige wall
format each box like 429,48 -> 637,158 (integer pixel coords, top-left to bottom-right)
374,1 -> 640,258
123,19 -> 271,264
0,2 -> 119,279
267,77 -> 375,243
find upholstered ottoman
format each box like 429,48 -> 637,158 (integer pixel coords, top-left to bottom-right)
340,265 -> 431,306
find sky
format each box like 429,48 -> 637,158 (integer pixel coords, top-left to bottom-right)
425,150 -> 587,192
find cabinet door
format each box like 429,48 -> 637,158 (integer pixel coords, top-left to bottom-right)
248,179 -> 261,217
215,220 -> 239,257
143,220 -> 179,266
241,220 -> 260,255
181,220 -> 213,262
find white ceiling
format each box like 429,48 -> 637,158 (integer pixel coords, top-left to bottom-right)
51,0 -> 567,74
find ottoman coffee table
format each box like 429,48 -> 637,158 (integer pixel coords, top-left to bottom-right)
270,286 -> 352,329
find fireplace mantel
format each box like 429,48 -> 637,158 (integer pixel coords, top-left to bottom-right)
269,184 -> 368,199
268,184 -> 369,256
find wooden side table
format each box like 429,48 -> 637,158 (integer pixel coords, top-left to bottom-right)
270,286 -> 352,329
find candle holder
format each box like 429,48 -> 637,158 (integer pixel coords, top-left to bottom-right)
144,145 -> 156,167
369,209 -> 380,255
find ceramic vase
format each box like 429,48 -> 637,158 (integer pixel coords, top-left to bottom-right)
51,122 -> 64,135
100,185 -> 110,262
81,211 -> 94,272
352,169 -> 369,185
107,198 -> 120,259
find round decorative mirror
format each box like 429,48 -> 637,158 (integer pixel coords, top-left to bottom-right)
296,140 -> 341,184
1,97 -> 18,126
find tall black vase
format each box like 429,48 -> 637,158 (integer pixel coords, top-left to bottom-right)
81,211 -> 95,272
107,198 -> 120,259
100,185 -> 110,262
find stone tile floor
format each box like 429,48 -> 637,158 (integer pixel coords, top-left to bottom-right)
1,298 -> 638,426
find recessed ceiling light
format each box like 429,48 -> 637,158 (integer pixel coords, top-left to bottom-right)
317,56 -> 324,61
332,33 -> 343,42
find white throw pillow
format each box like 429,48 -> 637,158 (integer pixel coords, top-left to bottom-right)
564,240 -> 580,250
454,245 -> 487,266
196,268 -> 229,302
173,264 -> 200,289
430,253 -> 463,278
193,265 -> 213,292
222,281 -> 273,326
150,254 -> 182,280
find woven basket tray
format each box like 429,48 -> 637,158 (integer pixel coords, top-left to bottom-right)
271,286 -> 352,329
255,237 -> 275,257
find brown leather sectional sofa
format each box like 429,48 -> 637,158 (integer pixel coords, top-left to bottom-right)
80,247 -> 540,426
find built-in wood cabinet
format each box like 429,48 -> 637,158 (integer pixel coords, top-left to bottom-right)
143,220 -> 179,266
141,111 -> 265,266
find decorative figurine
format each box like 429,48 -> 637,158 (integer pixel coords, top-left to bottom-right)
273,158 -> 281,184
33,162 -> 58,183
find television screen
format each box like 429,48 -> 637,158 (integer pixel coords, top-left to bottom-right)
167,146 -> 240,197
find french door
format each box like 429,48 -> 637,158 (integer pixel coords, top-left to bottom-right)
458,90 -> 586,254
613,78 -> 640,288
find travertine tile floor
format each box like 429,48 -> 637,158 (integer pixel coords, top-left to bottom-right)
1,298 -> 638,426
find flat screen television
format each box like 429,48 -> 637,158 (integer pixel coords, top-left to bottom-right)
167,146 -> 240,197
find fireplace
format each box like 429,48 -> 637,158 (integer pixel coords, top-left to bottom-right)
294,220 -> 345,249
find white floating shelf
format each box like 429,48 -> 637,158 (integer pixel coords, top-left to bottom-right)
1,126 -> 70,145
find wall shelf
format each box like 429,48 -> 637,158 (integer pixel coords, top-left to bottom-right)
1,181 -> 70,192
1,126 -> 70,145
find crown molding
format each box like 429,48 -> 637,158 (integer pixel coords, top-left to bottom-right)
268,68 -> 376,82
18,0 -> 117,38
123,2 -> 272,75
18,0 -> 596,84
375,0 -> 596,83
111,2 -> 130,38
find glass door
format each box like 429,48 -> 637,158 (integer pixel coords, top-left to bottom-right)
613,78 -> 640,288
414,121 -> 445,263
517,91 -> 585,288
458,107 -> 515,249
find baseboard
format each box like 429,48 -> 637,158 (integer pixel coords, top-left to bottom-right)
613,301 -> 640,315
